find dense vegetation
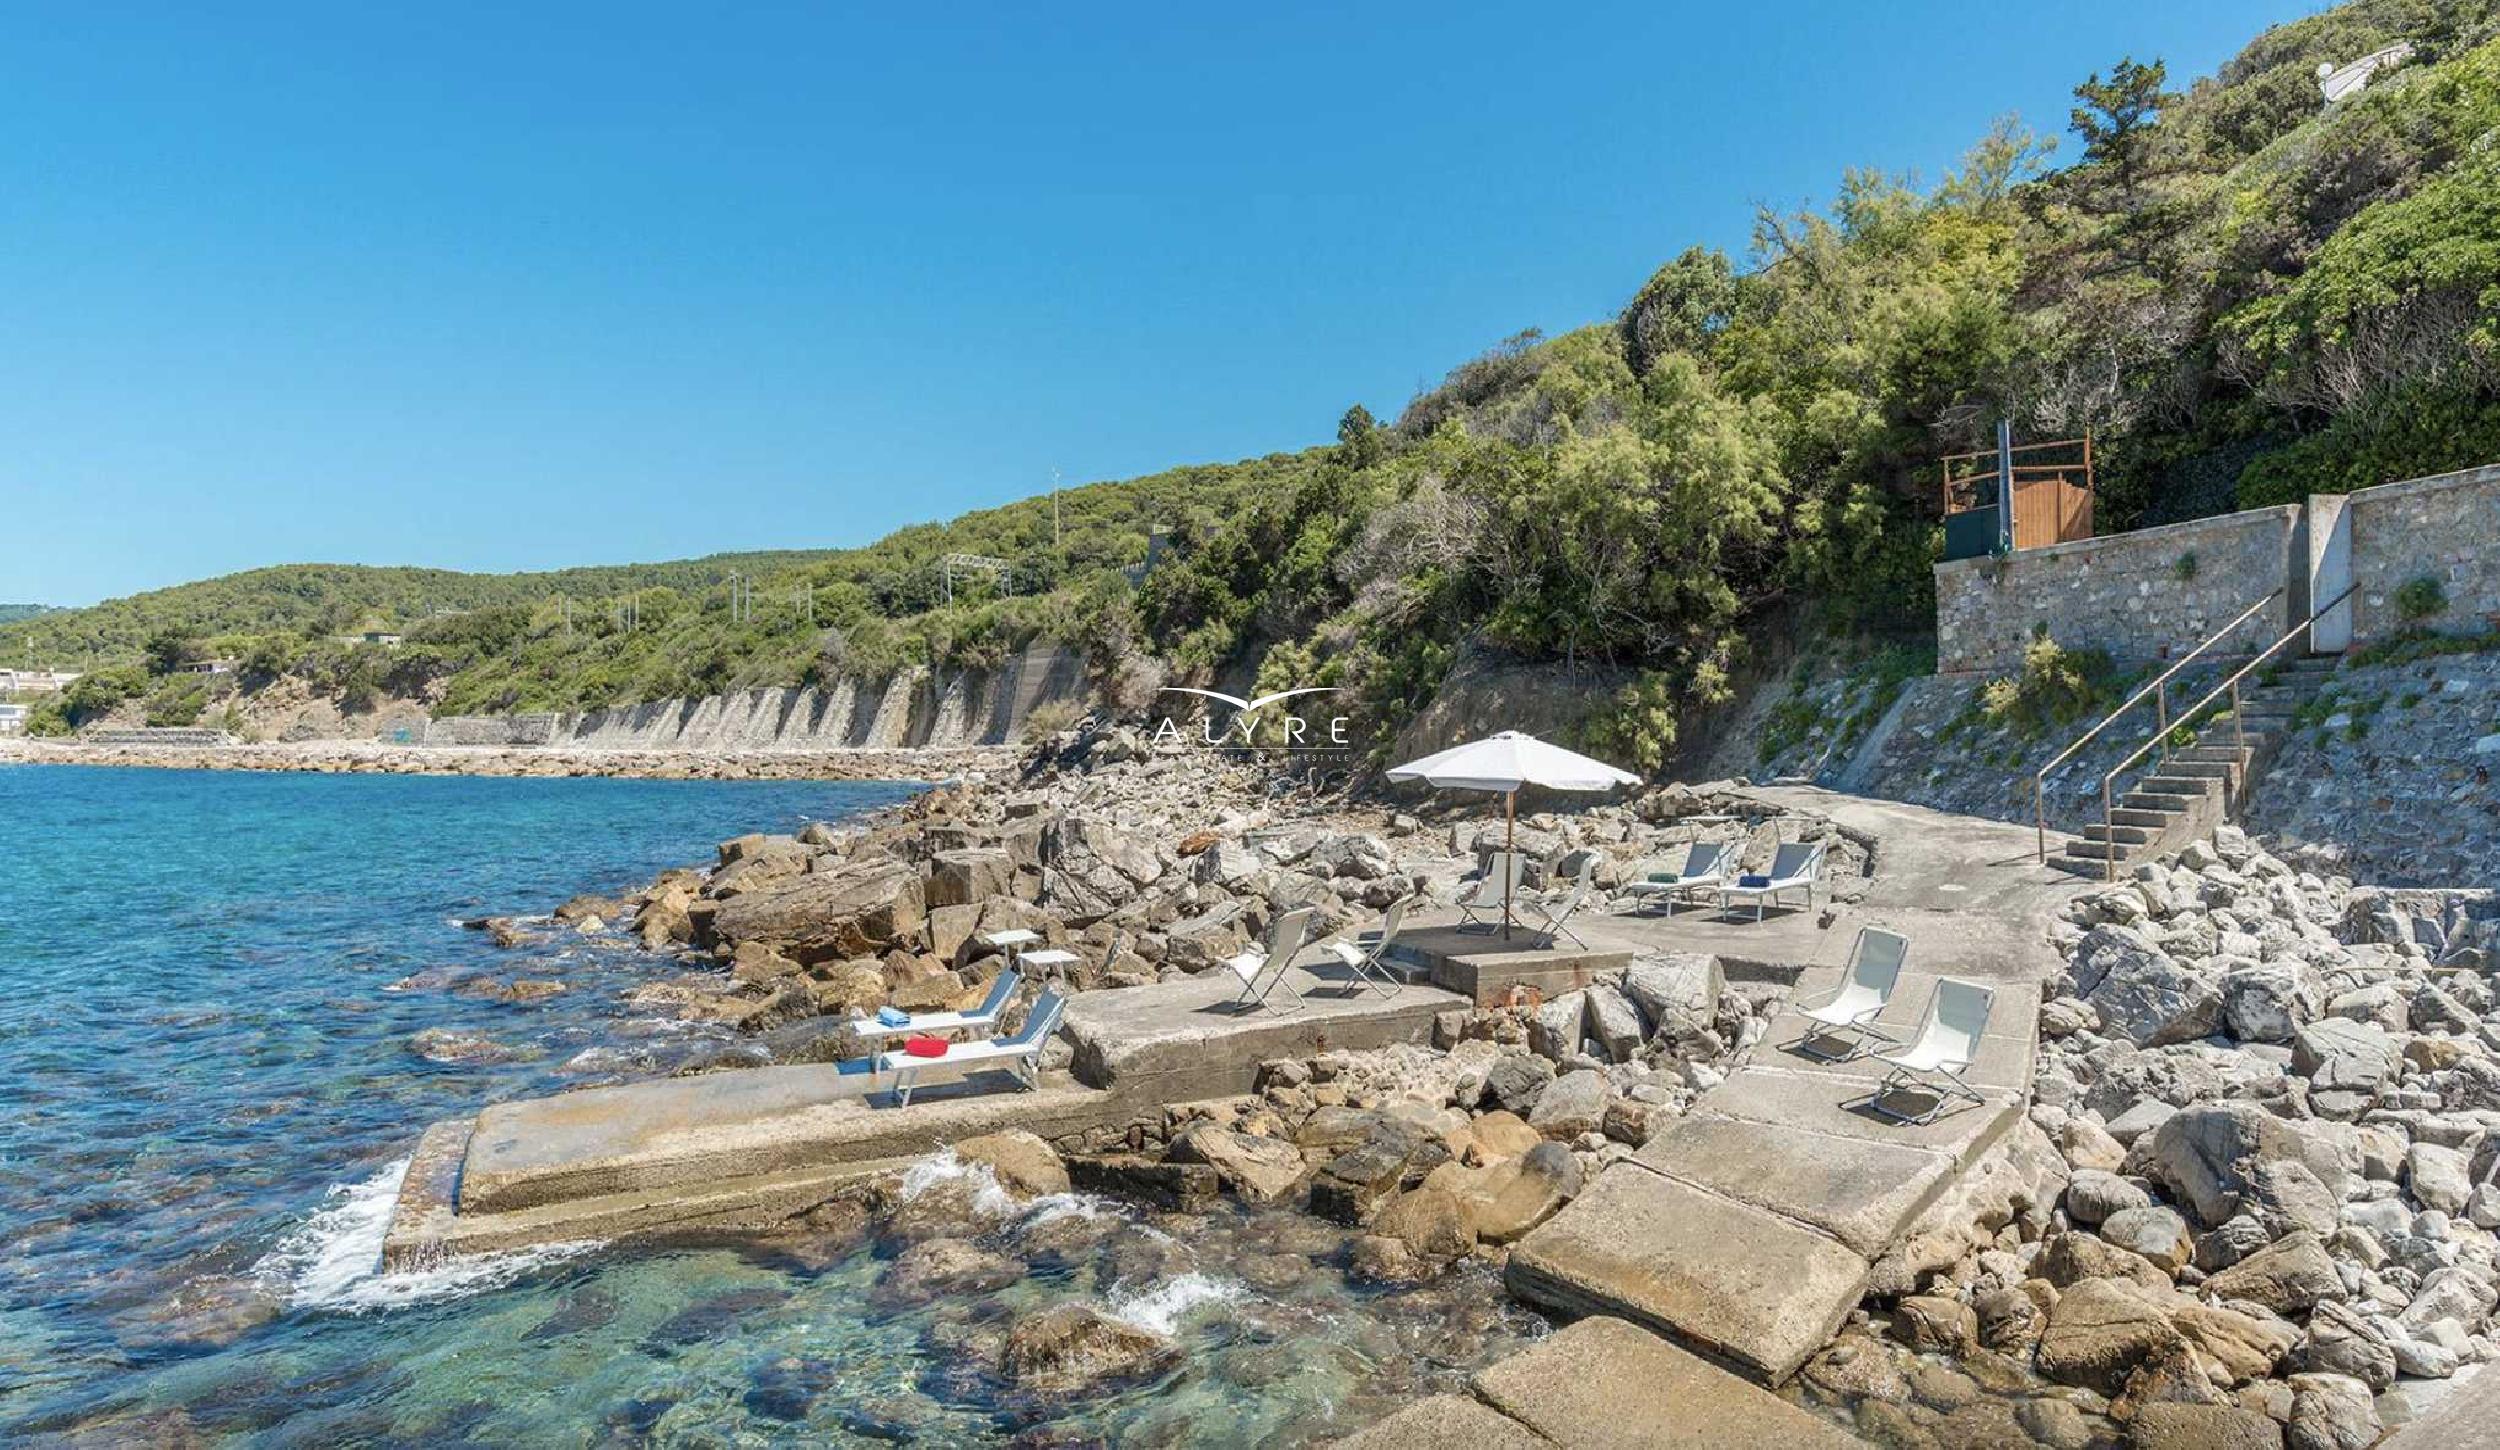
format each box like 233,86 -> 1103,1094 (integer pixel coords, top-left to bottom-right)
13,0 -> 2499,762
0,605 -> 53,626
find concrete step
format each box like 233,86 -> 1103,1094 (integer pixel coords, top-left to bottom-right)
2136,776 -> 2221,800
2058,839 -> 2135,861
2174,745 -> 2253,766
2123,790 -> 2200,813
2161,760 -> 2240,782
2108,806 -> 2179,828
2081,822 -> 2158,845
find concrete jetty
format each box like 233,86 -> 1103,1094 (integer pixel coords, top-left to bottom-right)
1505,786 -> 2080,1384
382,780 -> 2084,1445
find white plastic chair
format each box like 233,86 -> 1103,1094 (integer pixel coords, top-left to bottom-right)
1224,908 -> 1314,1014
1718,840 -> 1827,921
1788,928 -> 1906,1061
878,990 -> 1066,1107
851,968 -> 1023,1061
1455,853 -> 1524,933
1869,978 -> 1995,1125
1620,841 -> 1732,914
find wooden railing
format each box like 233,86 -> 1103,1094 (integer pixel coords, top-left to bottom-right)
1943,434 -> 2097,551
2030,589 -> 2283,862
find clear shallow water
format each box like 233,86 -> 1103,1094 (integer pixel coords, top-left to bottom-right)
0,764 -> 1540,1445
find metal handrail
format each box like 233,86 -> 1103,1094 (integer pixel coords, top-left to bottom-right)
2031,588 -> 2284,861
2084,581 -> 2359,880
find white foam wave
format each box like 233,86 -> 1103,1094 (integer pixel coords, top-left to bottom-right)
255,1158 -> 599,1314
1105,1272 -> 1244,1336
900,1148 -> 1118,1229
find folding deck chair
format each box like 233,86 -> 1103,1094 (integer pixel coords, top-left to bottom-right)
1867,978 -> 1995,1125
1455,853 -> 1524,934
1787,928 -> 1906,1061
1323,896 -> 1411,997
1223,908 -> 1313,1014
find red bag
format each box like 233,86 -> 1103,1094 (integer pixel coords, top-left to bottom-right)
903,1037 -> 949,1058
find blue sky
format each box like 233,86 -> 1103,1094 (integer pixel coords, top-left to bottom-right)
3,1 -> 2304,606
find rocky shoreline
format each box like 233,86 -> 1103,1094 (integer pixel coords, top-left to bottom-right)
0,735 -> 1015,782
1787,826 -> 2500,1449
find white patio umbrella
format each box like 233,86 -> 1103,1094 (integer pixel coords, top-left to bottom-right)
1387,730 -> 1641,938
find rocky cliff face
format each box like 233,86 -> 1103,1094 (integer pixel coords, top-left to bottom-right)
555,642 -> 1093,751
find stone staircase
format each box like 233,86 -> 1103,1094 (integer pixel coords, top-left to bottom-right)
2050,654 -> 2339,877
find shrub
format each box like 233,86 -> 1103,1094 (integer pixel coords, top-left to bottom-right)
2394,574 -> 2448,622
1978,632 -> 2122,739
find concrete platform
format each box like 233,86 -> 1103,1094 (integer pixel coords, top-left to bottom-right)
1506,1163 -> 1876,1384
1392,922 -> 1634,1005
1060,959 -> 1467,1099
1473,1315 -> 1866,1448
458,1063 -> 1127,1215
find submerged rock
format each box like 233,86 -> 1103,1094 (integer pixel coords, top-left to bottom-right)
999,1303 -> 1180,1394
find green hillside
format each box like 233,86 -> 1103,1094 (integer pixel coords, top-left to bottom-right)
15,0 -> 2500,754
0,605 -> 54,626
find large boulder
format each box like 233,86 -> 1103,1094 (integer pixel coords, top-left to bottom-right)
1309,1116 -> 1451,1225
926,848 -> 1015,910
2135,1103 -> 2345,1229
1622,953 -> 1723,1029
2290,1019 -> 2399,1097
1169,1124 -> 1307,1205
952,1130 -> 1069,1199
1529,990 -> 1590,1061
2037,1278 -> 2184,1394
1461,1141 -> 1583,1243
2072,926 -> 2220,1047
2204,1232 -> 2340,1316
1527,1069 -> 1609,1139
1582,982 -> 1646,1062
2286,1373 -> 2380,1450
710,861 -> 926,964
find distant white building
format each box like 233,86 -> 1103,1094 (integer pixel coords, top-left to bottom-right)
0,667 -> 80,695
178,658 -> 240,676
0,703 -> 29,735
2319,42 -> 2415,104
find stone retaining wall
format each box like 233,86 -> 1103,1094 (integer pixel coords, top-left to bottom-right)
1935,462 -> 2500,675
1934,507 -> 2300,674
2345,463 -> 2500,643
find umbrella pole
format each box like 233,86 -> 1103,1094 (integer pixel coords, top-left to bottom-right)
1502,789 -> 1516,941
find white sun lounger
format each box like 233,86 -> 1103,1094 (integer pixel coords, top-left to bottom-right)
1324,896 -> 1411,997
1620,841 -> 1734,914
850,968 -> 1024,1058
1788,928 -> 1907,1061
1869,978 -> 1994,1125
1455,852 -> 1524,933
1224,908 -> 1313,1014
1717,840 -> 1827,920
878,989 -> 1066,1107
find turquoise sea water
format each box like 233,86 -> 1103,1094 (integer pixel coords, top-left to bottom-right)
0,764 -> 1537,1446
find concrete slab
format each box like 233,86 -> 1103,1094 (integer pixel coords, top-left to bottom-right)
1394,923 -> 1632,1006
1686,1063 -> 2022,1165
1756,1006 -> 2038,1094
1059,961 -> 1466,1098
1326,1393 -> 1554,1449
1506,1162 -> 1872,1385
460,1064 -> 1126,1214
1632,1113 -> 1956,1259
1470,1315 -> 1867,1448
